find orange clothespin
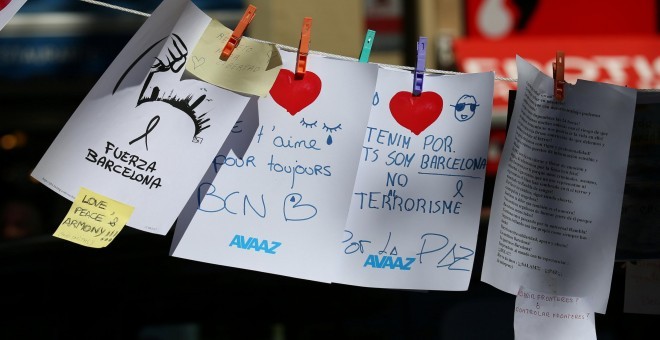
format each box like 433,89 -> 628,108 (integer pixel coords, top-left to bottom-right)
220,4 -> 257,60
552,51 -> 565,101
295,17 -> 312,79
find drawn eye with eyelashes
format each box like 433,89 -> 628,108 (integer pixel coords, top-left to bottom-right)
321,122 -> 342,145
295,114 -> 343,146
322,123 -> 342,133
300,118 -> 317,129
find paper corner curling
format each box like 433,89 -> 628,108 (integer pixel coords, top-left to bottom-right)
184,19 -> 283,97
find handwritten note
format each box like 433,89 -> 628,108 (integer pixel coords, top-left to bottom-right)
333,68 -> 494,290
624,260 -> 660,315
481,56 -> 637,313
183,19 -> 282,97
171,50 -> 378,283
54,187 -> 134,248
31,0 -> 250,235
514,286 -> 596,340
0,0 -> 27,31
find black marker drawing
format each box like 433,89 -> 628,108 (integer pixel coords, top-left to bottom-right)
114,33 -> 212,150
129,116 -> 160,150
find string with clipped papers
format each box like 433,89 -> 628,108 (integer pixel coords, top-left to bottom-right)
79,0 -> 658,91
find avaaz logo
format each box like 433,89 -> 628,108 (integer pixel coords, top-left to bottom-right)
363,254 -> 415,271
229,234 -> 282,254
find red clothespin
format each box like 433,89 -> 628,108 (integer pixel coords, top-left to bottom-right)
552,51 -> 565,101
220,4 -> 257,60
295,17 -> 312,79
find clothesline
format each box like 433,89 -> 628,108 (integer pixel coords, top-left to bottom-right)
79,0 -> 658,91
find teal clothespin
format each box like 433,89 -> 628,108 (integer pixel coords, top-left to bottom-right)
359,29 -> 376,63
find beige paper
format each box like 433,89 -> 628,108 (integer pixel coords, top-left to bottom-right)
184,19 -> 282,97
53,187 -> 134,248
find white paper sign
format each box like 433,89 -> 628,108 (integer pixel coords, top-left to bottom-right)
31,0 -> 250,235
0,0 -> 27,31
170,51 -> 378,282
333,68 -> 494,290
514,286 -> 596,340
482,56 -> 637,313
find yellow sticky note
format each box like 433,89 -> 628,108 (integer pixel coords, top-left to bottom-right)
53,187 -> 134,248
184,19 -> 282,97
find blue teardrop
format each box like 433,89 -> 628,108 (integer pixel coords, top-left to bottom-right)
290,196 -> 296,202
327,135 -> 333,145
372,92 -> 380,106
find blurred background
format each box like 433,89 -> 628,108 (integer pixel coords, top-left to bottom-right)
0,0 -> 658,339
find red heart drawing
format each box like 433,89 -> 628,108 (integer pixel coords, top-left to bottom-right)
0,0 -> 11,11
389,91 -> 443,135
269,69 -> 322,115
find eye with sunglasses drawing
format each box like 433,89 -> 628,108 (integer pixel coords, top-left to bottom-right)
451,94 -> 480,122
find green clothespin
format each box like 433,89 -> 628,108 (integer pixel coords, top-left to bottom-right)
359,29 -> 376,63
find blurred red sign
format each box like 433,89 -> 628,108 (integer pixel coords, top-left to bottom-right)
465,0 -> 657,39
454,36 -> 660,109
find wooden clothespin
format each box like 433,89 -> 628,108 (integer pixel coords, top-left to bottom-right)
359,29 -> 376,63
552,51 -> 565,101
413,37 -> 427,96
220,4 -> 257,60
295,17 -> 312,79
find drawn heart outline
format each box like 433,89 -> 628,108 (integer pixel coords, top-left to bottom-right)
192,56 -> 205,69
269,69 -> 322,115
283,193 -> 317,221
389,91 -> 443,135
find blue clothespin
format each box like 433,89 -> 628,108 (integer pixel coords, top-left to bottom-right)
413,36 -> 427,96
359,29 -> 376,63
